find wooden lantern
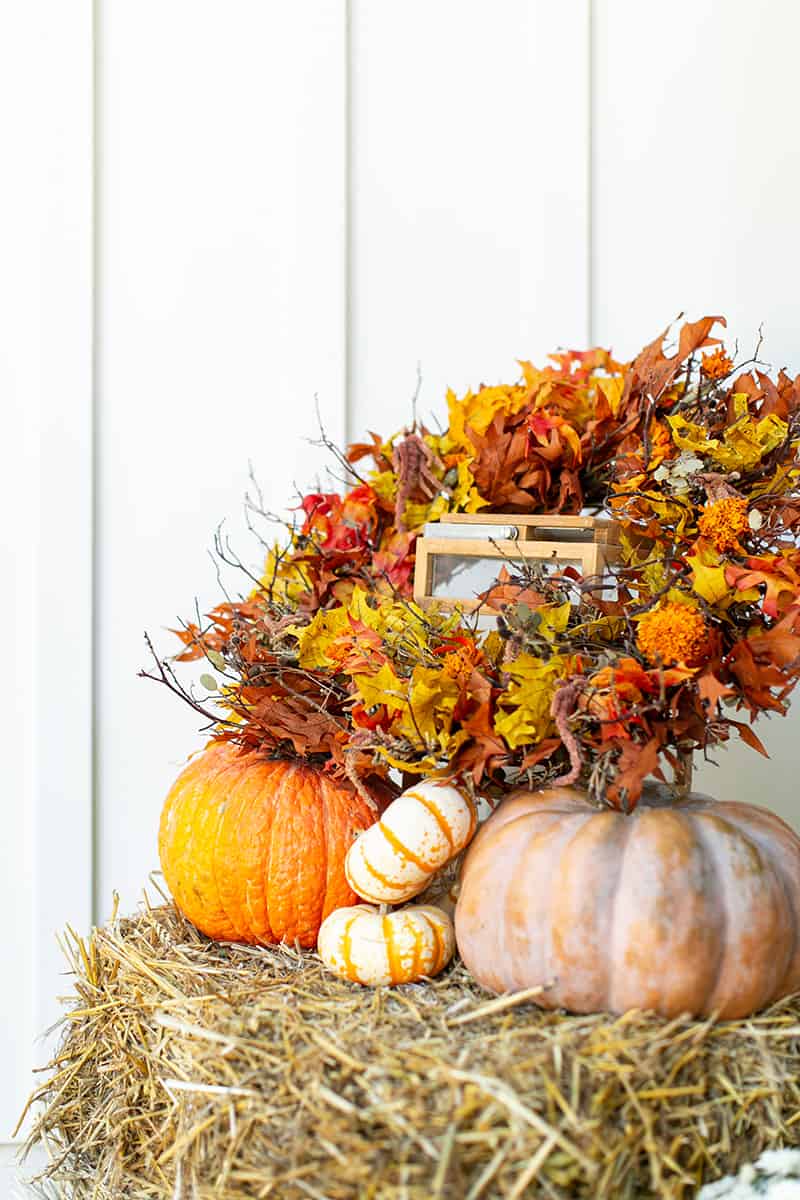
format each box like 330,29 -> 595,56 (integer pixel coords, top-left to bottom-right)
413,513 -> 619,614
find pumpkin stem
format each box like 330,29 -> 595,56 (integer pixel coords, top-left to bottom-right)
673,751 -> 694,800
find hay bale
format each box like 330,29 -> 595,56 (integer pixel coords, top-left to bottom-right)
20,900 -> 800,1199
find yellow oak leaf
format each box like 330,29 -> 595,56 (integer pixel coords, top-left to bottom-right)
667,413 -> 721,458
494,652 -> 571,750
443,383 -> 528,451
480,629 -> 505,667
597,375 -> 624,417
352,662 -> 405,711
376,730 -> 469,775
451,457 -> 489,513
640,492 -> 694,535
290,586 -> 384,668
669,403 -> 788,473
369,470 -> 396,504
713,410 -> 788,472
401,666 -> 461,742
686,545 -> 737,606
289,606 -> 351,668
537,601 -> 572,641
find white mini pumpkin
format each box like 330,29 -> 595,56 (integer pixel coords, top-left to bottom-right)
345,779 -> 476,904
317,903 -> 455,986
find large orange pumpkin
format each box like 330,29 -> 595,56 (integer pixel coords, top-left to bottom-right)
455,785 -> 800,1019
159,743 -> 382,947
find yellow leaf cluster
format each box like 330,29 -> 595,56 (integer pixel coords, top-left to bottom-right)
536,601 -> 572,641
290,587 -> 460,671
352,663 -> 465,773
494,652 -> 573,750
687,544 -> 759,608
668,398 -> 788,473
597,375 -> 624,417
443,383 -> 528,452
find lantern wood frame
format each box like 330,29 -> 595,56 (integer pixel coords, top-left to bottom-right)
413,513 -> 619,614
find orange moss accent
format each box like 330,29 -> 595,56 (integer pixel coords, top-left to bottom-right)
700,346 -> 734,380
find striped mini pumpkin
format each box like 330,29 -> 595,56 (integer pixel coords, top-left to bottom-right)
317,903 -> 454,986
344,780 -> 477,904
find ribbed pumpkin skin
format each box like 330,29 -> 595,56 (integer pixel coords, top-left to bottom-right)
318,904 -> 455,986
159,744 -> 379,947
456,787 -> 800,1019
345,780 -> 477,904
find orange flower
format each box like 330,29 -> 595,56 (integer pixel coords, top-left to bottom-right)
636,603 -> 709,667
697,497 -> 749,552
700,346 -> 734,380
441,645 -> 475,690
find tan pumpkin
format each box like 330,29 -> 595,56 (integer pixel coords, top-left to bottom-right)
345,779 -> 476,904
317,903 -> 454,986
455,785 -> 800,1019
159,743 -> 386,948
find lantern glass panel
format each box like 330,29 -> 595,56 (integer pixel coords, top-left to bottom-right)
429,552 -> 582,601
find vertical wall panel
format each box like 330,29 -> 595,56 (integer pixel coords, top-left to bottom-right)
349,1 -> 591,440
96,3 -> 348,911
0,0 -> 93,1144
593,0 -> 800,826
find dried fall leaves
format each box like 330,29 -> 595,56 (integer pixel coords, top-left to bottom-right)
152,315 -> 800,810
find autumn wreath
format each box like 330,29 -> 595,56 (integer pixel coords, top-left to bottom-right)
146,314 -> 800,810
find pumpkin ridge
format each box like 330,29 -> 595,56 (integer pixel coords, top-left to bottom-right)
548,810 -> 624,1013
406,790 -> 457,852
377,821 -> 438,873
296,768 -> 325,944
544,814 -> 600,1005
213,762 -> 251,941
167,750 -> 240,934
233,759 -> 282,941
358,853 -> 416,897
341,913 -> 360,982
266,765 -> 294,941
162,750 -> 243,939
490,814 -> 555,994
710,805 -> 800,998
694,810 -> 791,1016
513,814 -> 586,998
695,812 -> 747,1014
606,812 -> 636,1015
318,773 -> 332,922
428,912 -> 445,972
209,759 -> 251,941
383,914 -> 401,984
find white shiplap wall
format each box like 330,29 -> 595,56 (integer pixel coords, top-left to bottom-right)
349,1 -> 590,437
5,1 -> 800,1177
94,0 -> 349,918
1,0 -> 93,1150
591,0 -> 800,820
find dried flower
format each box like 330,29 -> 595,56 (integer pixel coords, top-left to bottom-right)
701,346 -> 734,380
697,497 -> 750,552
636,603 -> 709,667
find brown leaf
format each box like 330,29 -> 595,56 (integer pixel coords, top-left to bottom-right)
607,736 -> 661,808
727,719 -> 769,757
697,670 -> 736,717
